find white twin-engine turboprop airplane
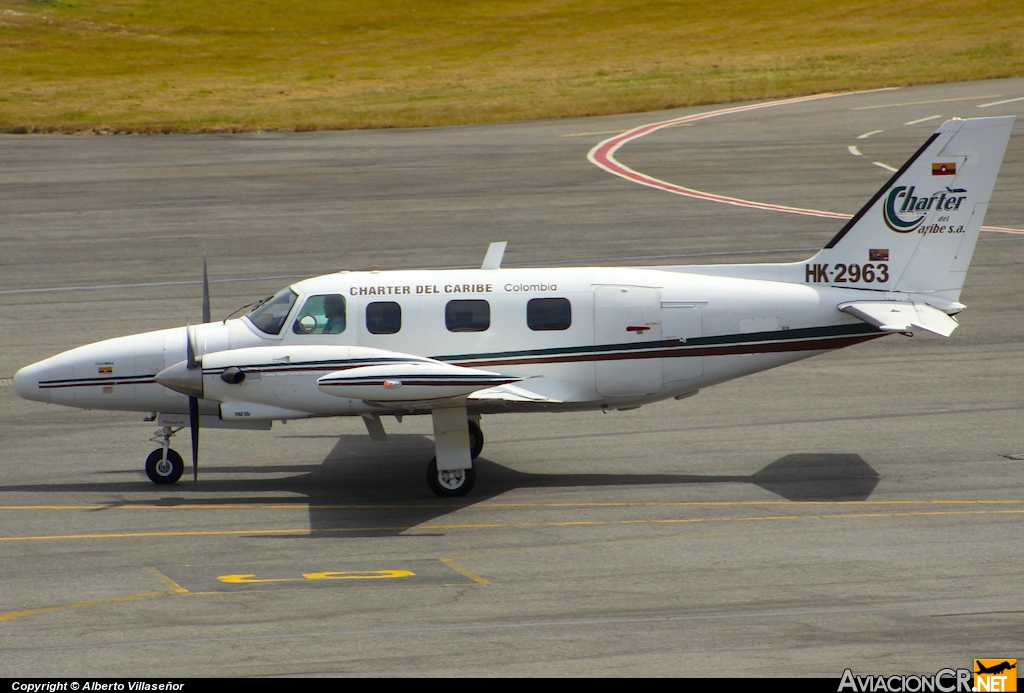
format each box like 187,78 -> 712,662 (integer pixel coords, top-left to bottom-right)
13,116 -> 1015,496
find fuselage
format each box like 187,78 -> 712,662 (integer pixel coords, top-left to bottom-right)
13,266 -> 883,421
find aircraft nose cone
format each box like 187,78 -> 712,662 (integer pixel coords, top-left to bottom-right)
155,360 -> 204,399
13,362 -> 49,403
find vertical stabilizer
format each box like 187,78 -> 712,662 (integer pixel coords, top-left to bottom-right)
806,117 -> 1013,303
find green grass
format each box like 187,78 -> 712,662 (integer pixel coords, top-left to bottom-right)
1,0 -> 1022,132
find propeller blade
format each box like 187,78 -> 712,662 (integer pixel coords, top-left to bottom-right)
201,254 -> 211,324
189,395 -> 200,482
186,325 -> 199,369
186,323 -> 201,481
188,250 -> 210,481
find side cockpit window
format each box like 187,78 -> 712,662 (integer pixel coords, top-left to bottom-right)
246,288 -> 297,335
292,294 -> 347,335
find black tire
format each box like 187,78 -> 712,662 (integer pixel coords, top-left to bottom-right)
146,448 -> 184,484
468,419 -> 484,460
426,457 -> 475,497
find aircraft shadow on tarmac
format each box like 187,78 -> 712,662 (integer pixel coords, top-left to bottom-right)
301,436 -> 880,538
1,433 -> 880,538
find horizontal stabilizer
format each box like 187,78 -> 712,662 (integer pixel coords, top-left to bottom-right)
838,301 -> 959,337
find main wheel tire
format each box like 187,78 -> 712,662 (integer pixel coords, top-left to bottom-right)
427,457 -> 476,497
146,448 -> 184,485
468,419 -> 484,460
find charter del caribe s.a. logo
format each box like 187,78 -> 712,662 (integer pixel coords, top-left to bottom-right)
883,185 -> 968,234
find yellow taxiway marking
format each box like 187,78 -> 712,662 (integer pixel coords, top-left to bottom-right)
0,590 -> 171,622
1,499 -> 1020,511
852,95 -> 1001,110
217,570 -> 414,584
0,528 -> 317,541
2,507 -> 1023,542
143,566 -> 190,594
1,563 -> 463,622
440,558 -> 491,585
415,508 -> 1024,530
480,499 -> 1024,508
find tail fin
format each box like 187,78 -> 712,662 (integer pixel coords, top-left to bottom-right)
807,116 -> 1014,304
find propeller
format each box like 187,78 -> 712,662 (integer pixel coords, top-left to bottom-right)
186,324 -> 201,483
201,252 -> 211,325
192,254 -> 210,482
154,256 -> 212,483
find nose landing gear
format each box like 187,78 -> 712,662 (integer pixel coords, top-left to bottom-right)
146,448 -> 184,484
146,425 -> 185,484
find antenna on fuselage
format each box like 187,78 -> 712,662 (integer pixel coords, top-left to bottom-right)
481,241 -> 507,270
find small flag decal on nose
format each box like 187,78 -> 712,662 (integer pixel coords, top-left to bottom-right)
932,162 -> 956,176
98,365 -> 113,374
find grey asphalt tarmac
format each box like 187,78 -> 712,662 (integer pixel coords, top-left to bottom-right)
1,79 -> 1023,678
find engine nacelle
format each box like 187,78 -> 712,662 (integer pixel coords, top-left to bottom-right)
156,343 -> 441,417
318,362 -> 521,402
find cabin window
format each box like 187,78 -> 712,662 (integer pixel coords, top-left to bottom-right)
247,288 -> 297,335
291,294 -> 347,334
366,301 -> 402,334
527,297 -> 572,331
446,299 -> 490,332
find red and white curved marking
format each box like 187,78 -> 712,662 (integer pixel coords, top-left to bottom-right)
587,93 -> 1024,234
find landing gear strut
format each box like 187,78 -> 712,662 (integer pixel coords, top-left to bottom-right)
146,425 -> 184,484
427,408 -> 481,497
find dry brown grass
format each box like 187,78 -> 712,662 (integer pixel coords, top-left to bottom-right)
1,0 -> 1022,132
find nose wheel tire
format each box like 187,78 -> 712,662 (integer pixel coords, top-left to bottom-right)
427,458 -> 475,497
146,448 -> 184,484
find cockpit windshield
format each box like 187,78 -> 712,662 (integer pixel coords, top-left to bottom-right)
245,288 -> 297,335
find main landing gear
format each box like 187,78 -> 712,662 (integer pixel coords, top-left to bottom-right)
426,412 -> 483,498
146,425 -> 185,484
